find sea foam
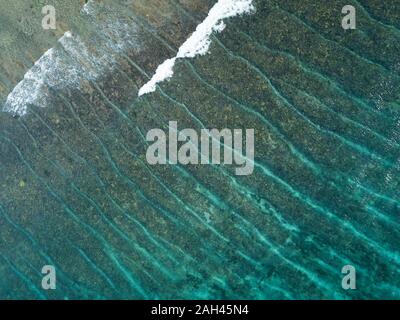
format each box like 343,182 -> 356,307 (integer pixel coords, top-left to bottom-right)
3,1 -> 140,116
138,0 -> 255,97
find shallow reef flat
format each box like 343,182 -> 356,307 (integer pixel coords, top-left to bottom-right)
0,0 -> 399,299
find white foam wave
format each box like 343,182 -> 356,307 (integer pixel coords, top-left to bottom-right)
3,2 -> 140,116
138,0 -> 255,96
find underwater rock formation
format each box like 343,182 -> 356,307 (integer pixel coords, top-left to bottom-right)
0,0 -> 399,299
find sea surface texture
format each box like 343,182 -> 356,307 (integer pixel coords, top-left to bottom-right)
0,0 -> 399,299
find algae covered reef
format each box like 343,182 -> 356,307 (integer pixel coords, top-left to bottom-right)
0,0 -> 399,299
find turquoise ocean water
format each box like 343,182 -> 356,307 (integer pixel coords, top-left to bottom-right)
0,0 -> 399,299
